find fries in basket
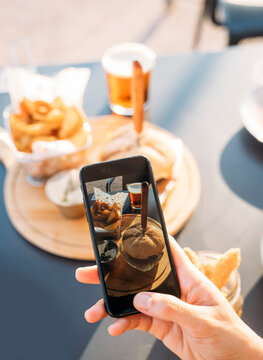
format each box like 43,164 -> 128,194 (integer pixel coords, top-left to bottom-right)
90,187 -> 128,239
10,97 -> 88,153
184,247 -> 241,290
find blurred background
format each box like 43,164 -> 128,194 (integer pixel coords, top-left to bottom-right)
1,0 -> 263,67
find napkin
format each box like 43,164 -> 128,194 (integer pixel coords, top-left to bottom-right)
5,66 -> 91,110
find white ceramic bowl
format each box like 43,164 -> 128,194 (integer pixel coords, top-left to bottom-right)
45,169 -> 85,219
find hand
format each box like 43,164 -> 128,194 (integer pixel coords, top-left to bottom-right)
76,236 -> 263,360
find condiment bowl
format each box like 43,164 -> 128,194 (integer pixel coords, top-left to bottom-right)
45,169 -> 85,219
97,240 -> 118,264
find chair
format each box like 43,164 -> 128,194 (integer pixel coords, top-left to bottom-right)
106,177 -> 115,192
194,0 -> 263,47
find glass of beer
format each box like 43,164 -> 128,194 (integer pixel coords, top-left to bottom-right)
126,182 -> 142,210
102,43 -> 156,116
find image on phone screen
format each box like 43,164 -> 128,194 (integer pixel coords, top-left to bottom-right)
84,173 -> 179,301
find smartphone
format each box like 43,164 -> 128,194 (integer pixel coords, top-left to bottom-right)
80,155 -> 181,317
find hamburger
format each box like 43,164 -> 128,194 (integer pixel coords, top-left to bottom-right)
120,222 -> 165,272
100,123 -> 183,197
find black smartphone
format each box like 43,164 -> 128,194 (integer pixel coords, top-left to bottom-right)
80,155 -> 181,317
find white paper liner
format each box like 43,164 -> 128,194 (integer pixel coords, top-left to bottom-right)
5,66 -> 90,109
3,66 -> 92,163
94,187 -> 127,209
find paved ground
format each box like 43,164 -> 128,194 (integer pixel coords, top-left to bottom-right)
0,0 -> 230,67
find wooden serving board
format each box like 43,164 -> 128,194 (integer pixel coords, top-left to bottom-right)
1,115 -> 201,260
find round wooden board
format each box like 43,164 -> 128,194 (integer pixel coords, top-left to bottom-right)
2,115 -> 201,260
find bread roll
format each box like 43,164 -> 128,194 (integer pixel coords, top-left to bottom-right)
101,123 -> 181,182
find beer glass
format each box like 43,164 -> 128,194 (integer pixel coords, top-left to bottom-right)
126,182 -> 142,210
102,43 -> 156,116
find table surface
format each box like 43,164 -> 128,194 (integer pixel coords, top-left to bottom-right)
1,44 -> 263,360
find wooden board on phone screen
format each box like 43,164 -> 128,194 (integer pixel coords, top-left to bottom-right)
2,115 -> 201,260
104,214 -> 171,297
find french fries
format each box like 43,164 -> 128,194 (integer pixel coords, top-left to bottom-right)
58,106 -> 82,139
211,249 -> 241,289
184,247 -> 241,290
9,97 -> 88,153
91,200 -> 121,231
183,247 -> 204,272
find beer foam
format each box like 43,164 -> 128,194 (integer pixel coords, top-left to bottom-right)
102,43 -> 156,78
127,183 -> 141,194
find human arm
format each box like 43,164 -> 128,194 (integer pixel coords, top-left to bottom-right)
76,236 -> 263,360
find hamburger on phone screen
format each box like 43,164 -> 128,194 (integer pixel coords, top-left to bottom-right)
120,222 -> 165,272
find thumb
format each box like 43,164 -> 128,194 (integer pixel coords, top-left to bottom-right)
134,292 -> 195,326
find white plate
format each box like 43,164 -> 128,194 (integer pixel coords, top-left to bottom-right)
240,87 -> 263,142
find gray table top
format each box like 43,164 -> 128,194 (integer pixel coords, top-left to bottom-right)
1,44 -> 263,360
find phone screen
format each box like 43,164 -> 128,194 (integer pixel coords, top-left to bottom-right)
81,156 -> 181,317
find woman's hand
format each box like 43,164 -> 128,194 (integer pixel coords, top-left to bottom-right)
76,236 -> 263,360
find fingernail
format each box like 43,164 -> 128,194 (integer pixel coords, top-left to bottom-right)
134,293 -> 152,311
108,323 -> 117,335
84,309 -> 90,321
75,268 -> 81,276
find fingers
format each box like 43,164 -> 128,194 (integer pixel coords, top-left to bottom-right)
75,265 -> 100,284
84,300 -> 152,335
84,299 -> 108,323
108,314 -> 152,336
108,318 -> 130,336
169,235 -> 208,284
169,235 -> 191,266
169,235 -> 198,273
134,292 -> 195,327
84,300 -> 153,337
108,315 -> 140,336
